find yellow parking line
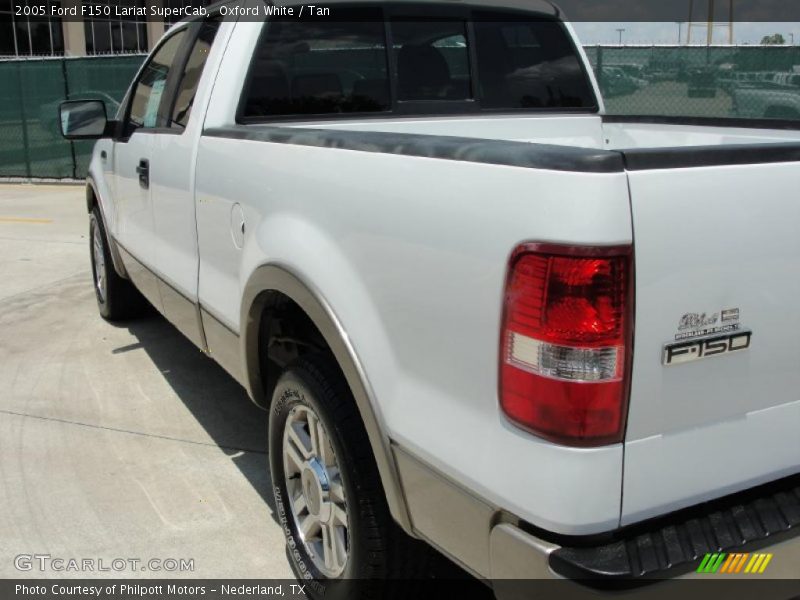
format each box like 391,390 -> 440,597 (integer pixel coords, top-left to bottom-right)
0,216 -> 53,224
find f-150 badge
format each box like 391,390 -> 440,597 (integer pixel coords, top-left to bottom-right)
663,307 -> 751,365
663,330 -> 752,366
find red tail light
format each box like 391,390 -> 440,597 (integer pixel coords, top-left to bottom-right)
499,243 -> 633,446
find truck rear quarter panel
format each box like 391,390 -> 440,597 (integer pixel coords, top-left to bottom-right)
195,130 -> 634,535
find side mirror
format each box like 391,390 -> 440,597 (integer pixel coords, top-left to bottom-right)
59,100 -> 110,140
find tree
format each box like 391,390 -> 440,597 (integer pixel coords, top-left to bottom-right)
761,33 -> 786,45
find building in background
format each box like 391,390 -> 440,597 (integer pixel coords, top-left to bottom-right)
0,0 -> 211,58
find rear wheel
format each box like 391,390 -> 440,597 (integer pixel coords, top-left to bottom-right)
269,354 -> 431,599
89,206 -> 144,320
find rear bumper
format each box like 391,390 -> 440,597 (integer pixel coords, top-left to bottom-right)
490,474 -> 800,584
393,444 -> 799,585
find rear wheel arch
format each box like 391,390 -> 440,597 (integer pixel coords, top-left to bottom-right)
240,264 -> 413,534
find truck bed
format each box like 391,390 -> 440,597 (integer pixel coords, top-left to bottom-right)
238,113 -> 800,527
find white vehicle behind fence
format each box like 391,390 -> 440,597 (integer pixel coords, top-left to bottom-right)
732,73 -> 800,119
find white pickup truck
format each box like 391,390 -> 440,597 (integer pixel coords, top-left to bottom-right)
60,0 -> 800,594
732,75 -> 800,120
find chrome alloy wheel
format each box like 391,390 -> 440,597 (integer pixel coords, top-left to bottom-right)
92,223 -> 107,303
282,404 -> 349,578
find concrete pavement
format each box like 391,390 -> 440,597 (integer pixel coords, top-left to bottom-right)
0,184 -> 293,579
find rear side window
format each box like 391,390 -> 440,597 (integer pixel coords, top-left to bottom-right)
242,8 -> 390,117
240,7 -> 596,119
473,16 -> 594,109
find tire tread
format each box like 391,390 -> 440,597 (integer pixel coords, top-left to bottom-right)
90,205 -> 145,321
276,353 -> 435,598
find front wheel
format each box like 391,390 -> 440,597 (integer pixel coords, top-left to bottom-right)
89,206 -> 144,321
269,354 -> 430,599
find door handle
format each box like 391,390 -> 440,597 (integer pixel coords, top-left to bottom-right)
135,158 -> 149,189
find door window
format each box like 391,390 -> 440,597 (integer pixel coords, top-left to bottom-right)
128,29 -> 188,129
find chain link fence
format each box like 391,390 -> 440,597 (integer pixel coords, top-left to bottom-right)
0,55 -> 144,179
585,45 -> 800,119
1,46 -> 800,179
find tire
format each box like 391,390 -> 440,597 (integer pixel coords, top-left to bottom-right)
269,354 -> 431,599
89,206 -> 144,321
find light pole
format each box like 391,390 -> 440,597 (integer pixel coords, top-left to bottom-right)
791,33 -> 795,46
616,28 -> 626,45
676,22 -> 683,45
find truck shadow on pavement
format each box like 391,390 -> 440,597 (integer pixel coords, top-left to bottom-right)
117,310 -> 277,513
117,309 -> 489,587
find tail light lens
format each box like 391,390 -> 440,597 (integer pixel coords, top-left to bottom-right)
499,243 -> 633,446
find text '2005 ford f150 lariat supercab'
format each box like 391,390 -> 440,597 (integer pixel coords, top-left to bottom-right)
60,0 -> 800,595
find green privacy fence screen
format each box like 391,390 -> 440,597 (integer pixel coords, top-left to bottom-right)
584,45 -> 800,120
2,46 -> 800,179
0,55 -> 144,179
